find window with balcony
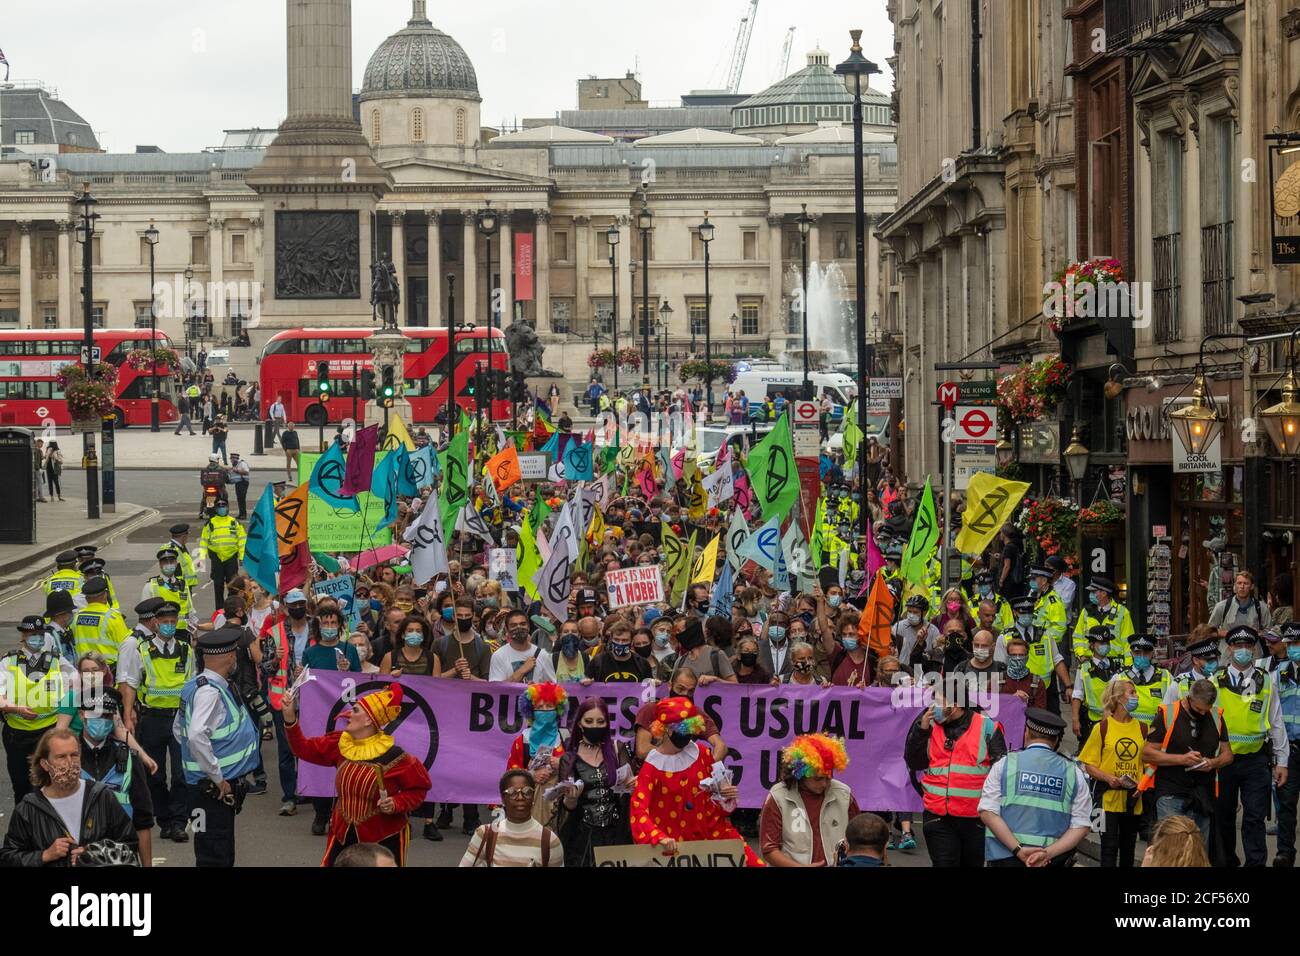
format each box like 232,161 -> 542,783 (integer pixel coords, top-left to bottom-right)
1153,132 -> 1182,344
1201,116 -> 1235,337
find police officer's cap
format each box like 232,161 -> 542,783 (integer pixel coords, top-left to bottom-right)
55,550 -> 79,566
17,615 -> 45,633
154,601 -> 180,617
82,576 -> 109,596
905,594 -> 929,611
1024,708 -> 1067,738
1087,576 -> 1117,596
1129,634 -> 1157,652
169,522 -> 190,536
83,686 -> 122,717
974,570 -> 994,585
1086,624 -> 1113,644
79,558 -> 106,574
1028,564 -> 1053,579
1187,637 -> 1220,658
74,545 -> 98,559
197,627 -> 242,656
134,597 -> 164,620
44,590 -> 74,617
1263,628 -> 1286,645
156,546 -> 180,561
1011,594 -> 1036,613
1225,625 -> 1259,647
1280,622 -> 1300,642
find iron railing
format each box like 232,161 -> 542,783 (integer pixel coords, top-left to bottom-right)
1201,221 -> 1235,336
1105,0 -> 1242,52
1153,233 -> 1181,344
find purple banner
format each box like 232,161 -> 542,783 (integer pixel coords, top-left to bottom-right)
295,673 -> 1025,810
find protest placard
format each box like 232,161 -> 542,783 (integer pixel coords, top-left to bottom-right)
594,840 -> 747,868
605,566 -> 665,608
488,548 -> 519,591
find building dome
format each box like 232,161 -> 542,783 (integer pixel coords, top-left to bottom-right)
360,1 -> 480,103
0,83 -> 100,152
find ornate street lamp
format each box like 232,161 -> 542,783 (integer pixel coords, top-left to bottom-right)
1063,424 -> 1090,506
797,203 -> 814,398
698,212 -> 714,412
143,220 -> 161,432
76,183 -> 102,519
477,202 -> 499,421
1168,370 -> 1225,458
658,300 -> 673,390
731,312 -> 739,358
638,192 -> 654,386
1261,328 -> 1300,456
607,222 -> 620,391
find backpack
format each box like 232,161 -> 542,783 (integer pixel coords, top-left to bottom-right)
472,821 -> 553,867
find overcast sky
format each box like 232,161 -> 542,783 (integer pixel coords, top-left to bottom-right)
1,0 -> 893,153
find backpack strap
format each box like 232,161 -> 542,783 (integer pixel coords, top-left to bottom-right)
481,823 -> 499,867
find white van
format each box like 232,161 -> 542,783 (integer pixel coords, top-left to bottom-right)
727,368 -> 857,408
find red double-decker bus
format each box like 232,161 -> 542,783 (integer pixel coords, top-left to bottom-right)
259,326 -> 511,426
0,329 -> 180,428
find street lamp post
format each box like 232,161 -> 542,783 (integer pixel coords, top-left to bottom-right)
655,315 -> 666,391
836,29 -> 882,550
446,274 -> 457,437
75,184 -> 101,520
659,301 -> 673,393
698,212 -> 714,412
477,203 -> 499,425
797,203 -> 813,399
1063,424 -> 1090,506
182,266 -> 195,360
731,312 -> 739,358
143,221 -> 160,432
607,223 -> 620,392
638,192 -> 653,386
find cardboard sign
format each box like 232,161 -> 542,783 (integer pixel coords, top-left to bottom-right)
488,548 -> 519,591
517,452 -> 550,481
605,566 -> 665,608
594,840 -> 747,868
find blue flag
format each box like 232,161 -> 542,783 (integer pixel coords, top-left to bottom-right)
308,441 -> 359,513
370,450 -> 401,533
406,445 -> 436,489
391,446 -> 418,498
736,514 -> 782,572
562,439 -> 594,481
243,485 -> 280,595
708,560 -> 734,620
541,429 -> 561,456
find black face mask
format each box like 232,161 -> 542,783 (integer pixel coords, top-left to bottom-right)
580,725 -> 610,745
668,731 -> 694,750
633,644 -> 652,659
287,606 -> 307,620
739,652 -> 758,667
456,619 -> 473,633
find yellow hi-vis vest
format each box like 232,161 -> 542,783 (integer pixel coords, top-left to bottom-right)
143,576 -> 192,623
171,541 -> 199,592
42,569 -> 83,598
1128,667 -> 1171,723
200,515 -> 246,562
1215,670 -> 1274,755
137,638 -> 193,710
71,602 -> 129,665
2,653 -> 63,731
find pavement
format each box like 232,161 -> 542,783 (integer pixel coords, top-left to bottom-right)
0,498 -> 154,585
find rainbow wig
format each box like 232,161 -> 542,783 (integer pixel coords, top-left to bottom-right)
782,734 -> 849,780
520,682 -> 569,721
651,696 -> 706,739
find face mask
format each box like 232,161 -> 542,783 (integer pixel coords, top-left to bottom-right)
793,660 -> 813,673
1132,655 -> 1151,670
216,506 -> 229,517
668,730 -> 693,750
47,764 -> 80,789
85,717 -> 114,742
456,619 -> 473,633
768,626 -> 787,642
1017,614 -> 1034,628
799,612 -> 815,627
370,599 -> 384,612
158,622 -> 177,638
1094,643 -> 1111,657
931,703 -> 946,724
441,607 -> 454,622
404,631 -> 424,647
161,564 -> 178,577
1232,648 -> 1254,667
1006,657 -> 1029,680
24,635 -> 44,652
906,613 -> 921,626
509,627 -> 530,643
1288,646 -> 1300,663
1200,659 -> 1219,676
633,644 -> 652,659
979,586 -> 992,597
582,636 -> 601,649
1028,581 -> 1040,594
560,635 -> 580,658
320,627 -> 339,642
946,602 -> 961,613
828,595 -> 842,609
973,647 -> 991,662
287,605 -> 307,620
610,642 -> 631,659
653,631 -> 671,648
1125,697 -> 1140,714
482,598 -> 499,609
531,710 -> 558,733
739,652 -> 758,667
1089,591 -> 1099,606
581,725 -> 610,745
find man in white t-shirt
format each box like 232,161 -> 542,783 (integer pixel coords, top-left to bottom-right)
488,615 -> 557,683
268,397 -> 287,447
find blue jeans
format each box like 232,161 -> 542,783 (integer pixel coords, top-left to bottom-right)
1155,793 -> 1212,851
271,708 -> 298,804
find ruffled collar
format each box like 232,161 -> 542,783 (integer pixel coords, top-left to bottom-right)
338,731 -> 394,761
645,741 -> 699,772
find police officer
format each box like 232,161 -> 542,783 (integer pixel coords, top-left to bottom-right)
1273,623 -> 1300,867
78,687 -> 155,868
128,596 -> 162,644
141,546 -> 197,640
120,599 -> 192,844
1071,575 -> 1134,665
44,589 -> 77,662
71,575 -> 132,668
979,708 -> 1093,867
0,616 -> 71,801
174,627 -> 258,866
199,499 -> 246,613
1126,635 -> 1171,725
973,571 -> 1013,633
1071,625 -> 1126,749
78,556 -> 120,611
1166,636 -> 1223,705
168,522 -> 200,596
998,595 -> 1072,716
1028,564 -> 1068,670
40,550 -> 83,602
1213,624 -> 1289,867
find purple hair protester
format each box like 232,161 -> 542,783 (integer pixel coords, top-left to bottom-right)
555,697 -> 635,867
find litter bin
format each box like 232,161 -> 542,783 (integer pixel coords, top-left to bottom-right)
0,427 -> 36,544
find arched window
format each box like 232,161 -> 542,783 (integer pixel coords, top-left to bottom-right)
371,110 -> 382,144
412,108 -> 425,142
455,108 -> 467,145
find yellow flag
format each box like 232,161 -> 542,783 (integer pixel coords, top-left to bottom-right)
687,471 -> 707,520
587,506 -> 605,545
382,414 -> 417,452
954,472 -> 1031,556
692,534 -> 720,584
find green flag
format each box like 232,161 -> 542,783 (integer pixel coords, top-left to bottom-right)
842,402 -> 863,470
312,551 -> 341,574
458,407 -> 472,435
439,429 -> 470,532
746,414 -> 799,521
532,497 -> 552,534
517,514 -> 542,601
661,522 -> 688,595
673,529 -> 697,605
900,478 -> 939,587
810,495 -> 826,569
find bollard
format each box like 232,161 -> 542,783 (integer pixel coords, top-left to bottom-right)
253,418 -> 265,456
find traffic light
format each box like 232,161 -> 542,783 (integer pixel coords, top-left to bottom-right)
316,361 -> 331,397
381,366 -> 395,400
464,371 -> 477,397
510,371 -> 529,404
492,369 -> 511,401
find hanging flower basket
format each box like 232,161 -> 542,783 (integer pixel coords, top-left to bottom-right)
615,347 -> 642,371
1047,257 -> 1125,333
996,356 -> 1073,424
1078,498 -> 1125,537
587,349 -> 617,370
679,360 -> 737,385
58,362 -> 118,425
125,347 -> 180,372
1015,496 -> 1080,562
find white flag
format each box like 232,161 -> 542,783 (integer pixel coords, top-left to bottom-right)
726,510 -> 750,571
782,520 -> 816,592
591,475 -> 614,509
536,524 -> 552,562
537,539 -> 574,621
403,496 -> 449,585
549,503 -> 581,563
457,505 -> 496,545
702,460 -> 734,508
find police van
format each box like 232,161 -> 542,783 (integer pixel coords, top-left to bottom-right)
727,367 -> 856,410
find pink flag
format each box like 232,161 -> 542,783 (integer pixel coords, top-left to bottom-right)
340,425 -> 379,497
671,449 -> 685,481
636,466 -> 657,499
716,440 -> 730,468
865,524 -> 883,594
733,469 -> 753,515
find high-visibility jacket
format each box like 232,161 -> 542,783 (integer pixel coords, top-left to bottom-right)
71,602 -> 131,666
1002,624 -> 1056,680
170,539 -> 199,592
1080,659 -> 1124,721
1215,670 -> 1274,755
1034,589 -> 1068,651
200,515 -> 246,563
920,712 -> 1000,817
136,637 -> 193,710
266,620 -> 291,711
1071,600 -> 1134,663
178,676 -> 260,785
142,575 -> 193,625
1279,664 -> 1300,743
41,569 -> 83,599
1127,666 -> 1172,724
984,745 -> 1078,861
81,741 -> 134,818
1,652 -> 63,731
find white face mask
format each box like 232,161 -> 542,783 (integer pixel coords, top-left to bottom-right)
973,647 -> 992,662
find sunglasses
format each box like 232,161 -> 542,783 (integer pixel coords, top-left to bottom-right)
503,786 -> 536,798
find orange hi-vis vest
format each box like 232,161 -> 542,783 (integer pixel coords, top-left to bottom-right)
267,619 -> 291,711
920,712 -> 1000,818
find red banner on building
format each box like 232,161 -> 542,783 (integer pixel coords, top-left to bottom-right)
515,232 -> 535,301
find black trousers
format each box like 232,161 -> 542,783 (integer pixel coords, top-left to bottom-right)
1214,749 -> 1271,867
1276,741 -> 1300,863
137,709 -> 186,828
233,481 -> 249,518
186,782 -> 237,867
210,554 -> 239,613
1099,810 -> 1141,867
988,851 -> 1075,868
921,811 -> 985,867
2,724 -> 45,805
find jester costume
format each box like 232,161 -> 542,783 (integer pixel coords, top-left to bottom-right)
286,684 -> 432,866
630,697 -> 764,866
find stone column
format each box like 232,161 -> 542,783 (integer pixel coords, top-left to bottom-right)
574,215 -> 591,328
462,211 -> 478,327
499,213 -> 513,324
390,212 -> 406,326
807,213 -> 821,268
866,215 -> 880,321
17,222 -> 33,329
58,221 -> 73,329
617,215 -> 632,344
208,218 -> 225,324
767,214 -> 785,342
426,211 -> 442,327
534,210 -> 551,332
250,217 -> 265,320
284,0 -> 357,126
